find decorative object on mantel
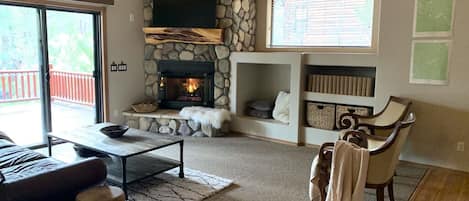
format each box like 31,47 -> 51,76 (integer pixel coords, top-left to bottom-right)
272,91 -> 290,124
246,100 -> 274,119
179,106 -> 231,129
131,102 -> 158,113
143,27 -> 223,45
100,125 -> 129,138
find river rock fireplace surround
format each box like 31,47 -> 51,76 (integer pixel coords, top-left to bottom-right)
123,0 -> 257,137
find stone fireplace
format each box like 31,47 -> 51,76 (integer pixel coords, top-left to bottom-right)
143,0 -> 257,110
157,60 -> 215,109
125,0 -> 257,137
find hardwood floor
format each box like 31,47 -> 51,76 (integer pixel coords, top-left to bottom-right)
411,167 -> 469,201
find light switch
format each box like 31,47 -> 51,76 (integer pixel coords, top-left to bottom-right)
129,13 -> 135,22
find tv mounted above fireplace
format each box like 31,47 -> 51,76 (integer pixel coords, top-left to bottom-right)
152,0 -> 217,28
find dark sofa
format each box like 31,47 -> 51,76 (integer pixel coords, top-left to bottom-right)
0,132 -> 107,201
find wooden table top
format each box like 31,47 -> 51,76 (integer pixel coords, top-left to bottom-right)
49,123 -> 183,157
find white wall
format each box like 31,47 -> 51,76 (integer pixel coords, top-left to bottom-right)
376,0 -> 469,172
106,0 -> 146,123
255,0 -> 469,172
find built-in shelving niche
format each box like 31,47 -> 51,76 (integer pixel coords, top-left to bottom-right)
303,65 -> 377,135
305,65 -> 376,97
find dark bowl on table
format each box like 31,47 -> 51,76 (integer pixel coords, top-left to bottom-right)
100,125 -> 129,138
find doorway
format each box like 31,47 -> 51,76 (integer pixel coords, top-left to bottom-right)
0,3 -> 104,146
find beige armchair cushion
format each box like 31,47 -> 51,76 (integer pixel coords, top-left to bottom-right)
360,101 -> 407,127
367,138 -> 386,150
366,126 -> 412,185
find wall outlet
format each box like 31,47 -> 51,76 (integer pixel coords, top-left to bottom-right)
457,142 -> 465,152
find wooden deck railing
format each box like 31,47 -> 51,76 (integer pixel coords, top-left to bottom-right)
0,70 -> 39,103
50,69 -> 95,106
0,67 -> 95,106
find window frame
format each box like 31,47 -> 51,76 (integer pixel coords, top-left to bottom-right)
265,0 -> 381,53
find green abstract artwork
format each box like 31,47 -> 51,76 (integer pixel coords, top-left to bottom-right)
411,41 -> 450,84
415,0 -> 454,35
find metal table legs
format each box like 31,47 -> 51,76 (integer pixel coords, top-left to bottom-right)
179,140 -> 184,178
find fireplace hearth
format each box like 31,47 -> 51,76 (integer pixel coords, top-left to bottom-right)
157,61 -> 214,109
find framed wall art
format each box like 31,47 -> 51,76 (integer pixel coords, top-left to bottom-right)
410,40 -> 451,85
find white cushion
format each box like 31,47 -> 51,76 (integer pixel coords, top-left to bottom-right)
272,91 -> 290,123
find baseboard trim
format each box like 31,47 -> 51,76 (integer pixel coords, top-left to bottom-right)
237,133 -> 300,147
234,132 -> 322,149
299,142 -> 321,149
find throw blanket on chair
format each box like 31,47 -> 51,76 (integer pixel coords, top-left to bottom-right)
326,140 -> 369,201
310,155 -> 323,201
179,106 -> 231,129
309,140 -> 369,201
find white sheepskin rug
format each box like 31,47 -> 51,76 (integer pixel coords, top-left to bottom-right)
179,106 -> 231,129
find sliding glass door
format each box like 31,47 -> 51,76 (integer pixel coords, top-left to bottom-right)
0,3 -> 103,146
46,10 -> 99,133
0,5 -> 45,145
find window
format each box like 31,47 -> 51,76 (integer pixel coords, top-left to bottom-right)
270,0 -> 377,48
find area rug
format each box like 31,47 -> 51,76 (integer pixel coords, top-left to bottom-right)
364,163 -> 427,201
127,168 -> 233,201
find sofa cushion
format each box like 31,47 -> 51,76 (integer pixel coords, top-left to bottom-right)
0,139 -> 15,149
0,170 -> 4,184
0,146 -> 47,169
0,130 -> 12,141
1,158 -> 63,183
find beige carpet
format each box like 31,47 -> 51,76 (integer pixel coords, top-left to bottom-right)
39,135 -> 425,201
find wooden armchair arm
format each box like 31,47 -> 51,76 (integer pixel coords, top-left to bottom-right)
339,113 -> 401,132
338,112 -> 376,129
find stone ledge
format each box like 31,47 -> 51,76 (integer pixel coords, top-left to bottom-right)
123,109 -> 228,137
122,109 -> 188,120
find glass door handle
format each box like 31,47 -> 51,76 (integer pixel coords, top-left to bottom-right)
44,71 -> 50,82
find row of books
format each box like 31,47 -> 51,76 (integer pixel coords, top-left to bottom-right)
307,74 -> 374,97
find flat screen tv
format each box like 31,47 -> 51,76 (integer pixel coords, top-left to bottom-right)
153,0 -> 217,28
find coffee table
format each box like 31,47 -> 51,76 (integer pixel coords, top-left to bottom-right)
47,123 -> 184,199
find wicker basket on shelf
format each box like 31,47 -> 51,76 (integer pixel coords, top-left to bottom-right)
306,102 -> 335,130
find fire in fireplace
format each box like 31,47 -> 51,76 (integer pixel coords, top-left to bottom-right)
157,61 -> 214,109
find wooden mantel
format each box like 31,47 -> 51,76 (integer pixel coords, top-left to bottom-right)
143,27 -> 224,45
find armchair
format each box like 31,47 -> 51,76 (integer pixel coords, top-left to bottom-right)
317,113 -> 416,201
339,96 -> 411,134
339,96 -> 411,149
